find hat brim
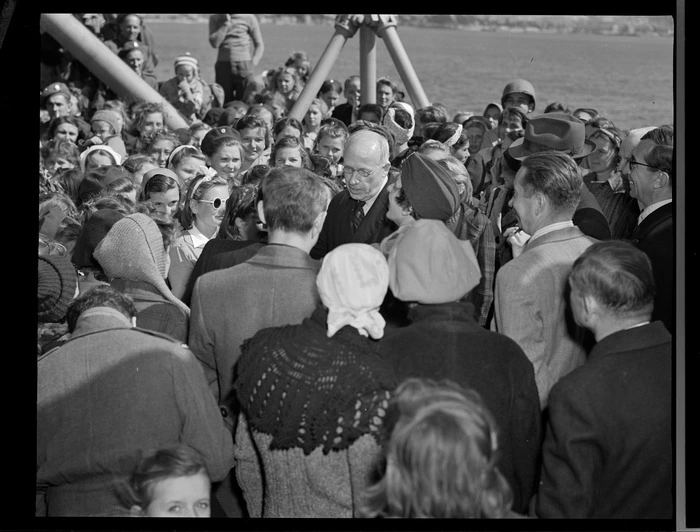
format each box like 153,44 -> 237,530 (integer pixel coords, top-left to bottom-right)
508,137 -> 597,161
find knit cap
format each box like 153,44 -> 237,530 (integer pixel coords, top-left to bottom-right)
93,213 -> 190,316
316,243 -> 389,340
400,152 -> 461,221
72,209 -> 125,269
91,109 -> 122,136
38,254 -> 78,323
174,52 -> 198,72
388,219 -> 481,304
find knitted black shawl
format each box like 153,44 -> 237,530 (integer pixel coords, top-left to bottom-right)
235,305 -> 398,455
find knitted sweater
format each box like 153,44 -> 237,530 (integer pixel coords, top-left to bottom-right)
233,305 -> 397,517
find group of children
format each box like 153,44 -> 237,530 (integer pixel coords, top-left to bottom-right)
39,15 -> 672,518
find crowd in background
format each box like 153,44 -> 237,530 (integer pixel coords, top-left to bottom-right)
37,13 -> 675,519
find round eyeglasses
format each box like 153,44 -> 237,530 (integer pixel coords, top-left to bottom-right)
198,197 -> 227,209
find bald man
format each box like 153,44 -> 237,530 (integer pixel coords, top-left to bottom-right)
310,128 -> 398,259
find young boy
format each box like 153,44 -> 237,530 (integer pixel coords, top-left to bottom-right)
331,75 -> 361,126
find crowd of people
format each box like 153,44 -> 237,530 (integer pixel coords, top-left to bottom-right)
37,13 -> 675,519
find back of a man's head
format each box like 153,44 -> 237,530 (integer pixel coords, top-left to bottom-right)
519,151 -> 583,215
569,240 -> 655,319
66,285 -> 137,333
641,124 -> 674,147
262,167 -> 331,234
416,106 -> 448,125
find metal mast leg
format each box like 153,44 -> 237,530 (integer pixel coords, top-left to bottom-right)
359,25 -> 377,106
40,13 -> 189,130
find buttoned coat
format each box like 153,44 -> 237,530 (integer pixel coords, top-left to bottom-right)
187,244 -> 320,430
535,322 -> 673,518
310,175 -> 397,260
492,226 -> 596,408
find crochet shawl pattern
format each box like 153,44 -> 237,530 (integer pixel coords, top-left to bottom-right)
235,306 -> 397,455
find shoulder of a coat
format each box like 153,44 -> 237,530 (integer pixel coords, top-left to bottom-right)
130,327 -> 190,350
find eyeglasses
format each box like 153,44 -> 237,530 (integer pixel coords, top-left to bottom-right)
342,163 -> 384,179
198,197 -> 227,209
629,157 -> 661,172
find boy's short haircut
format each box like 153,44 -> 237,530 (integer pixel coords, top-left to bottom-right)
261,167 -> 330,234
344,75 -> 361,90
416,106 -> 447,124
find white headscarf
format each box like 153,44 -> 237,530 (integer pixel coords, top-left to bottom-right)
316,243 -> 389,339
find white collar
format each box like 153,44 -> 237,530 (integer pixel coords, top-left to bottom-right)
362,175 -> 389,214
638,198 -> 672,224
529,220 -> 574,244
189,223 -> 215,247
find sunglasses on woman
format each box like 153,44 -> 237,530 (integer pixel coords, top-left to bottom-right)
198,197 -> 227,209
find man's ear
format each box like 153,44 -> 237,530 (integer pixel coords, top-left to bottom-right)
534,192 -> 547,217
653,170 -> 670,190
256,200 -> 266,225
311,210 -> 327,239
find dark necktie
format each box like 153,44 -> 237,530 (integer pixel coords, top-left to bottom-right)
352,200 -> 366,233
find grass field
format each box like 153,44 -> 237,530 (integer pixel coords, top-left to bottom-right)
147,20 -> 675,129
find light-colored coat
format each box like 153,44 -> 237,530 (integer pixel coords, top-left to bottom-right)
187,244 -> 320,428
492,226 -> 596,409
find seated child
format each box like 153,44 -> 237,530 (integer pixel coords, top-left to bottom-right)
159,53 -> 205,125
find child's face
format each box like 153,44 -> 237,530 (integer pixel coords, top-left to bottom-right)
209,144 -> 242,181
376,84 -> 395,109
465,126 -> 484,155
120,15 -> 142,41
85,152 -> 114,172
344,80 -> 361,107
484,107 -> 500,129
91,120 -> 114,142
48,157 -> 76,175
240,127 -> 267,161
305,105 -> 323,128
451,142 -> 471,163
320,90 -> 340,111
294,59 -> 309,79
148,139 -> 177,168
125,51 -> 145,75
176,65 -> 195,84
148,188 -> 180,216
142,472 -> 210,518
277,74 -> 295,94
54,122 -> 79,144
274,146 -> 303,168
140,113 -> 164,138
173,156 -> 204,186
317,134 -> 345,164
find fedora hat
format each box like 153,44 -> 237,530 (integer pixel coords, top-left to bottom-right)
508,112 -> 596,161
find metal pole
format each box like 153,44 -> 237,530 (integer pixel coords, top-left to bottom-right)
376,24 -> 430,110
359,25 -> 376,106
40,13 -> 189,131
288,30 -> 350,122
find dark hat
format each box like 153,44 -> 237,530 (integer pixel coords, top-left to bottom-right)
118,40 -> 148,60
200,125 -> 240,155
41,82 -> 72,106
400,153 -> 461,222
508,112 -> 596,161
72,208 -> 125,269
38,255 -> 78,323
77,176 -> 106,205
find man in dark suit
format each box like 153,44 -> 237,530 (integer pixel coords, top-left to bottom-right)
533,241 -> 672,518
629,132 -> 674,333
310,127 -> 397,259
